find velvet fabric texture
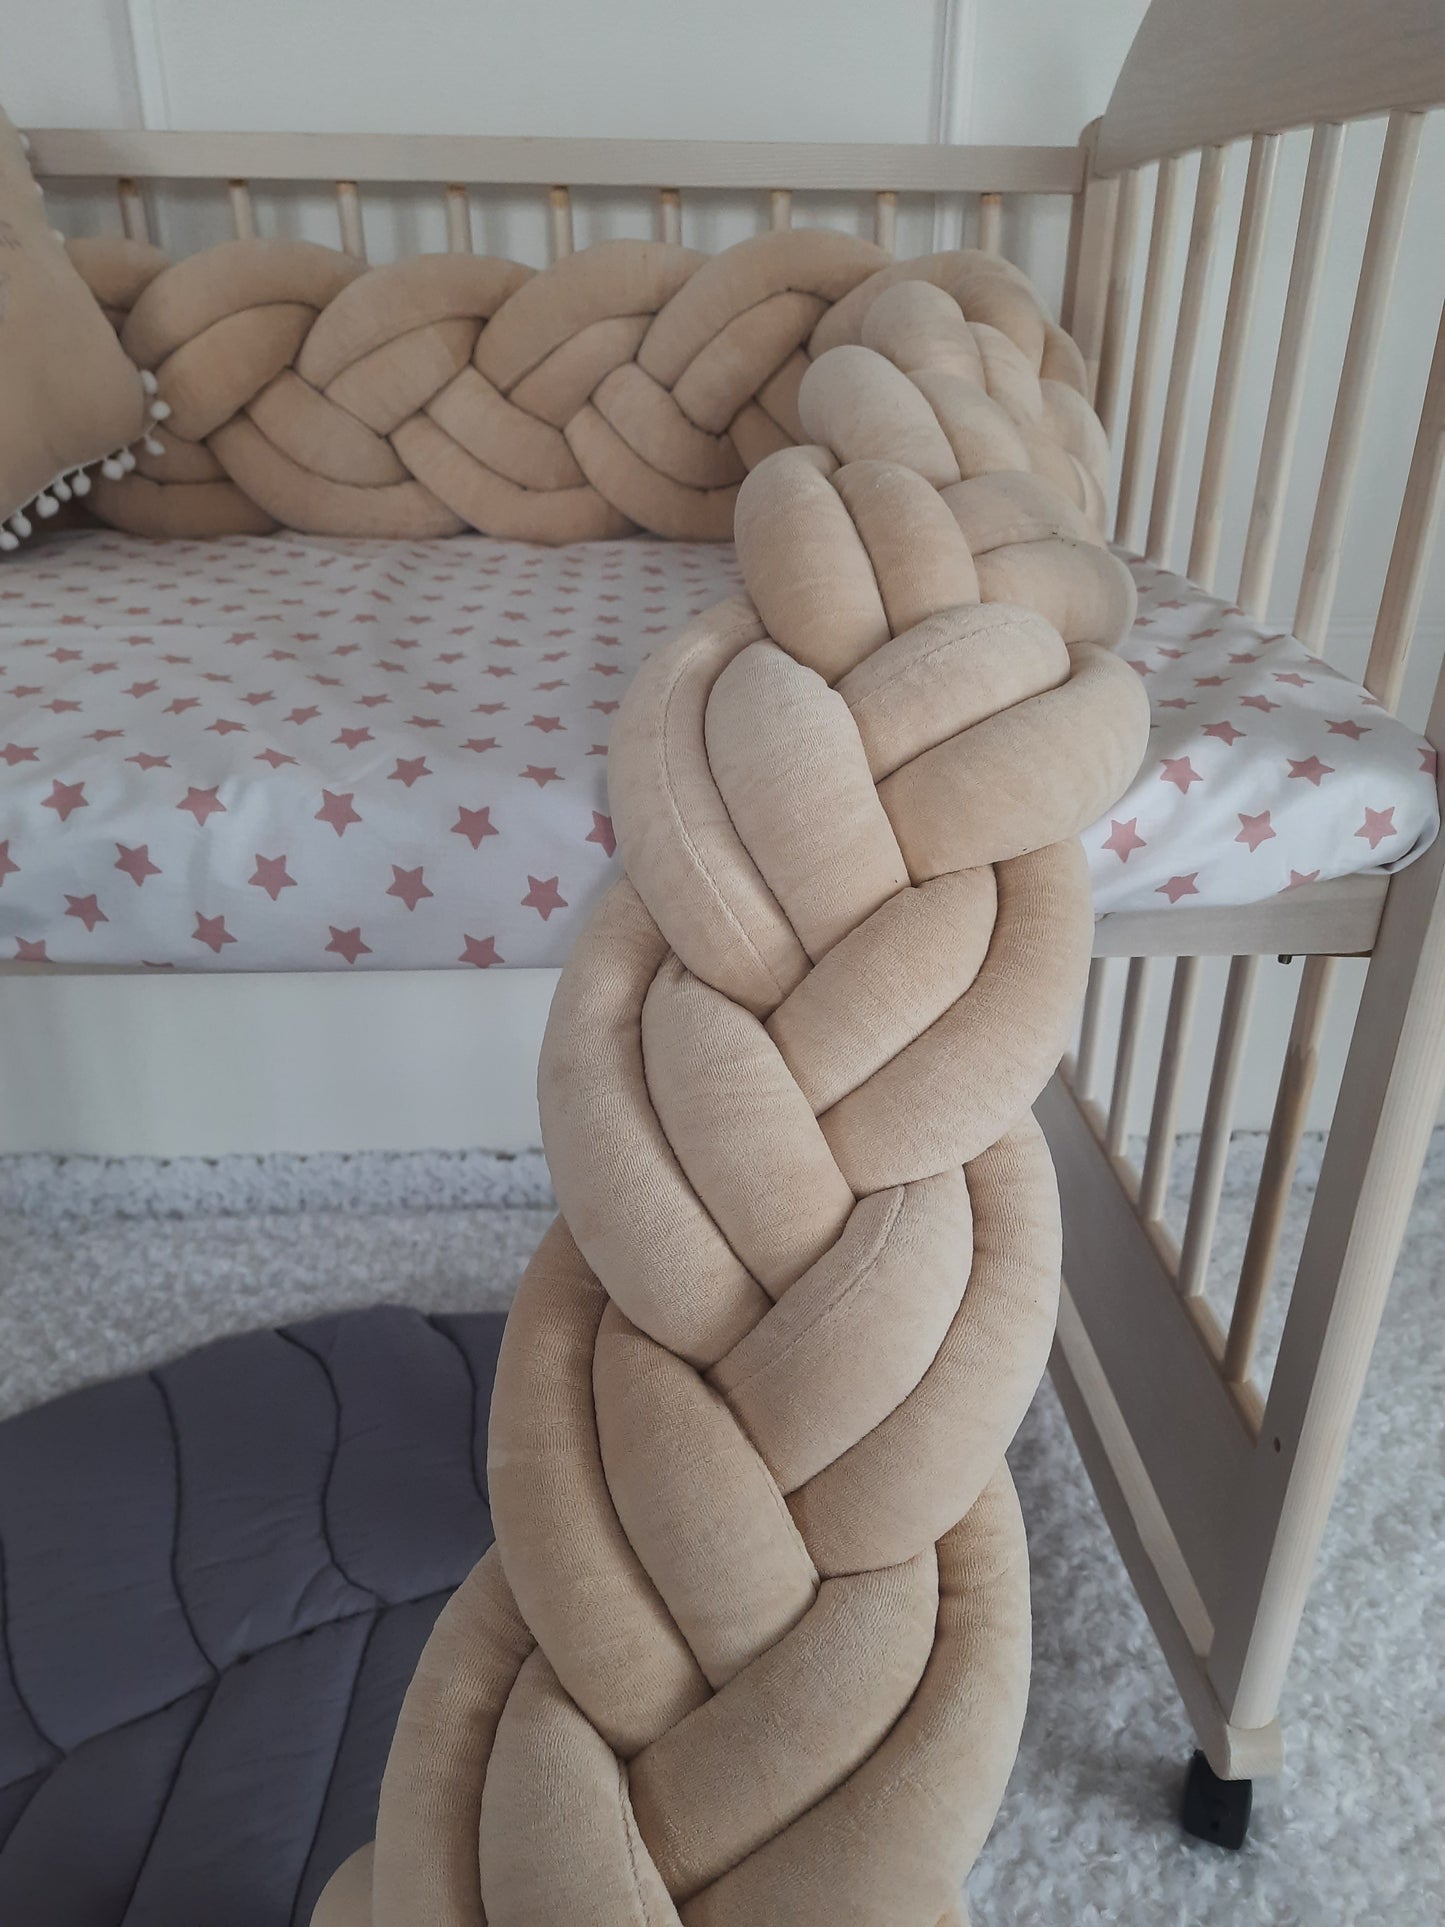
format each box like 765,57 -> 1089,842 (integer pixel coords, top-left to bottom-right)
310,260 -> 1148,1923
0,106 -> 151,549
70,231 -> 1115,549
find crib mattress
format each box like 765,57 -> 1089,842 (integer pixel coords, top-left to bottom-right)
0,531 -> 1436,971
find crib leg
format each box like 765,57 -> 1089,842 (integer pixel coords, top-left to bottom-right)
1181,1750 -> 1252,1849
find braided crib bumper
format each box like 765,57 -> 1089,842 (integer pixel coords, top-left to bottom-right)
72,229 -> 1117,549
288,257 -> 1150,1924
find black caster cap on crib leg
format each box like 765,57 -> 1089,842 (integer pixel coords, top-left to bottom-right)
1181,1749 -> 1252,1849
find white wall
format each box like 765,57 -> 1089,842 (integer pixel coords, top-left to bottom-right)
2,0 -> 1442,1154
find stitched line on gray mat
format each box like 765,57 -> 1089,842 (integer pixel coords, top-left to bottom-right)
0,1529 -> 61,1761
288,1604 -> 383,1927
117,1674 -> 221,1927
428,1317 -> 491,1511
149,1370 -> 221,1678
274,1330 -> 382,1605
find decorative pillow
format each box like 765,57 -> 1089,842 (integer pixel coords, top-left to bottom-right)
0,105 -> 163,551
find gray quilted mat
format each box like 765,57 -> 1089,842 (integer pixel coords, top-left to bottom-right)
0,1305 -> 505,1926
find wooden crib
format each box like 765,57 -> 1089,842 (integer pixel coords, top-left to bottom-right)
17,0 -> 1445,1846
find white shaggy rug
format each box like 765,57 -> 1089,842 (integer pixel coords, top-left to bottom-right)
1,1134 -> 1441,1925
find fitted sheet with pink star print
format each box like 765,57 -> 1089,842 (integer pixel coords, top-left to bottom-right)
0,533 -> 1437,970
1092,558 -> 1438,915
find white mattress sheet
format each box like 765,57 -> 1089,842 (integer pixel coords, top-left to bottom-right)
0,532 -> 1435,970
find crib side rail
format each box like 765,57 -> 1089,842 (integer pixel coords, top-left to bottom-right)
24,128 -> 1082,269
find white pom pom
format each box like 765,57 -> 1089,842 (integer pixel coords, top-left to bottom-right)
51,228 -> 66,246
10,511 -> 33,538
140,369 -> 159,395
101,457 -> 124,481
71,469 -> 92,497
119,446 -> 137,472
144,436 -> 165,457
148,397 -> 171,421
0,529 -> 19,552
51,476 -> 72,502
35,491 -> 59,517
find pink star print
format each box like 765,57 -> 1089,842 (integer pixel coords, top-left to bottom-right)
461,737 -> 498,754
585,812 -> 617,858
325,925 -> 372,964
1287,756 -> 1334,787
177,786 -> 227,826
193,913 -> 237,955
1236,810 -> 1276,852
14,938 -> 48,963
255,748 -> 298,769
521,875 -> 568,920
1239,695 -> 1281,714
1201,720 -> 1245,746
459,934 -> 502,968
387,865 -> 434,911
1102,818 -> 1147,863
453,806 -> 499,850
1159,757 -> 1202,794
521,766 -> 561,787
65,893 -> 108,932
315,790 -> 362,836
250,854 -> 296,901
42,779 -> 88,822
1356,805 -> 1396,850
389,757 -> 432,788
1,744 -> 39,766
0,841 -> 18,886
527,714 -> 564,733
1327,719 -> 1370,740
1286,869 -> 1322,889
1155,874 -> 1199,904
127,752 -> 170,771
284,705 -> 321,726
334,726 -> 374,750
115,844 -> 161,886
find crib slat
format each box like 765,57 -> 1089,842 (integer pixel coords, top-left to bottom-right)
228,179 -> 257,241
979,191 -> 1003,254
770,189 -> 793,231
658,187 -> 682,246
549,185 -> 575,260
874,189 -> 898,256
1139,955 -> 1201,1224
1066,163 -> 1120,402
1146,145 -> 1226,569
1073,957 -> 1111,1103
1223,955 -> 1337,1384
117,176 -> 149,243
1094,166 -> 1142,443
445,184 -> 473,253
1106,956 -> 1153,1160
1115,156 -> 1183,552
335,180 -> 366,259
1178,954 -> 1261,1300
1366,298 -> 1445,711
1189,134 -> 1281,591
1236,120 -> 1344,619
1294,110 -> 1424,653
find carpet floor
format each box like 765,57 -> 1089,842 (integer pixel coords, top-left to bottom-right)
1,1134 -> 1441,1925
